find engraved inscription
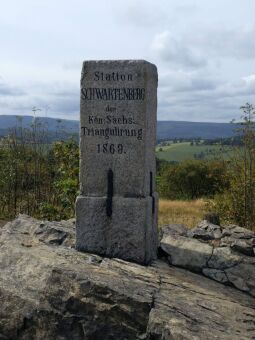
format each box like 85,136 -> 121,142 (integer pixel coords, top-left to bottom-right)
81,87 -> 145,101
97,143 -> 125,154
88,115 -> 136,125
81,70 -> 145,155
94,71 -> 133,81
81,127 -> 143,140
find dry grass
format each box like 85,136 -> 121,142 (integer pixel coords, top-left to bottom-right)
0,201 -> 207,229
158,199 -> 208,228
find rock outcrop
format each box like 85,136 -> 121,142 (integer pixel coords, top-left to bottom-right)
160,221 -> 255,297
0,215 -> 255,339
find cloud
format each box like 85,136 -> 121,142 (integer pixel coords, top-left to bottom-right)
159,70 -> 219,92
2,68 -> 254,123
156,65 -> 255,122
151,31 -> 207,69
149,21 -> 255,122
42,83 -> 79,117
62,61 -> 82,71
0,81 -> 79,119
242,75 -> 255,93
151,25 -> 255,77
115,0 -> 168,28
174,4 -> 198,14
0,81 -> 25,96
187,25 -> 255,60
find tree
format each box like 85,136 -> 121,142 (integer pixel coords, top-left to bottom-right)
213,103 -> 255,229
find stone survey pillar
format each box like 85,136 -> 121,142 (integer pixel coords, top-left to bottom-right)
76,60 -> 158,264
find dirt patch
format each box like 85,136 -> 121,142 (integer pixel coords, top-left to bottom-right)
0,220 -> 9,228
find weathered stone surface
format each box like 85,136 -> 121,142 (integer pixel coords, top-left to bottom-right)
207,247 -> 242,269
76,60 -> 158,264
188,220 -> 222,240
149,262 -> 255,340
160,223 -> 255,297
76,195 -> 158,264
1,215 -> 255,339
225,258 -> 255,295
220,226 -> 255,256
0,216 -> 156,339
160,232 -> 213,272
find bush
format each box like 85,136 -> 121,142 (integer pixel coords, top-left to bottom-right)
158,160 -> 227,200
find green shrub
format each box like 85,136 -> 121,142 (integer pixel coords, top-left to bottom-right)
158,160 -> 227,200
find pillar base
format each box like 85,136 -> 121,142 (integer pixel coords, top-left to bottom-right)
75,195 -> 158,265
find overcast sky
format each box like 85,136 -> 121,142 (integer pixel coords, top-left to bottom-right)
0,0 -> 255,122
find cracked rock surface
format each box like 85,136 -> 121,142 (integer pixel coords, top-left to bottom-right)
0,215 -> 255,339
160,221 -> 255,297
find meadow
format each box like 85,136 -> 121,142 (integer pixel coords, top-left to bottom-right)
156,142 -> 233,162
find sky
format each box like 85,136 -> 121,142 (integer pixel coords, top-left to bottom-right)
0,0 -> 255,122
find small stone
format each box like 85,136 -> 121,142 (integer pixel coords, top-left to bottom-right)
21,240 -> 33,247
202,268 -> 229,283
188,220 -> 222,240
231,239 -> 254,256
221,229 -> 233,238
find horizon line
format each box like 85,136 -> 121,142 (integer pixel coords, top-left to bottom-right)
0,114 -> 235,124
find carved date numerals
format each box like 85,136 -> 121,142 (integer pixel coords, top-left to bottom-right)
97,143 -> 125,154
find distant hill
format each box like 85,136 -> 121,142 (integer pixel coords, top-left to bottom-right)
0,115 -> 236,140
157,121 -> 236,140
0,115 -> 79,132
0,115 -> 79,142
